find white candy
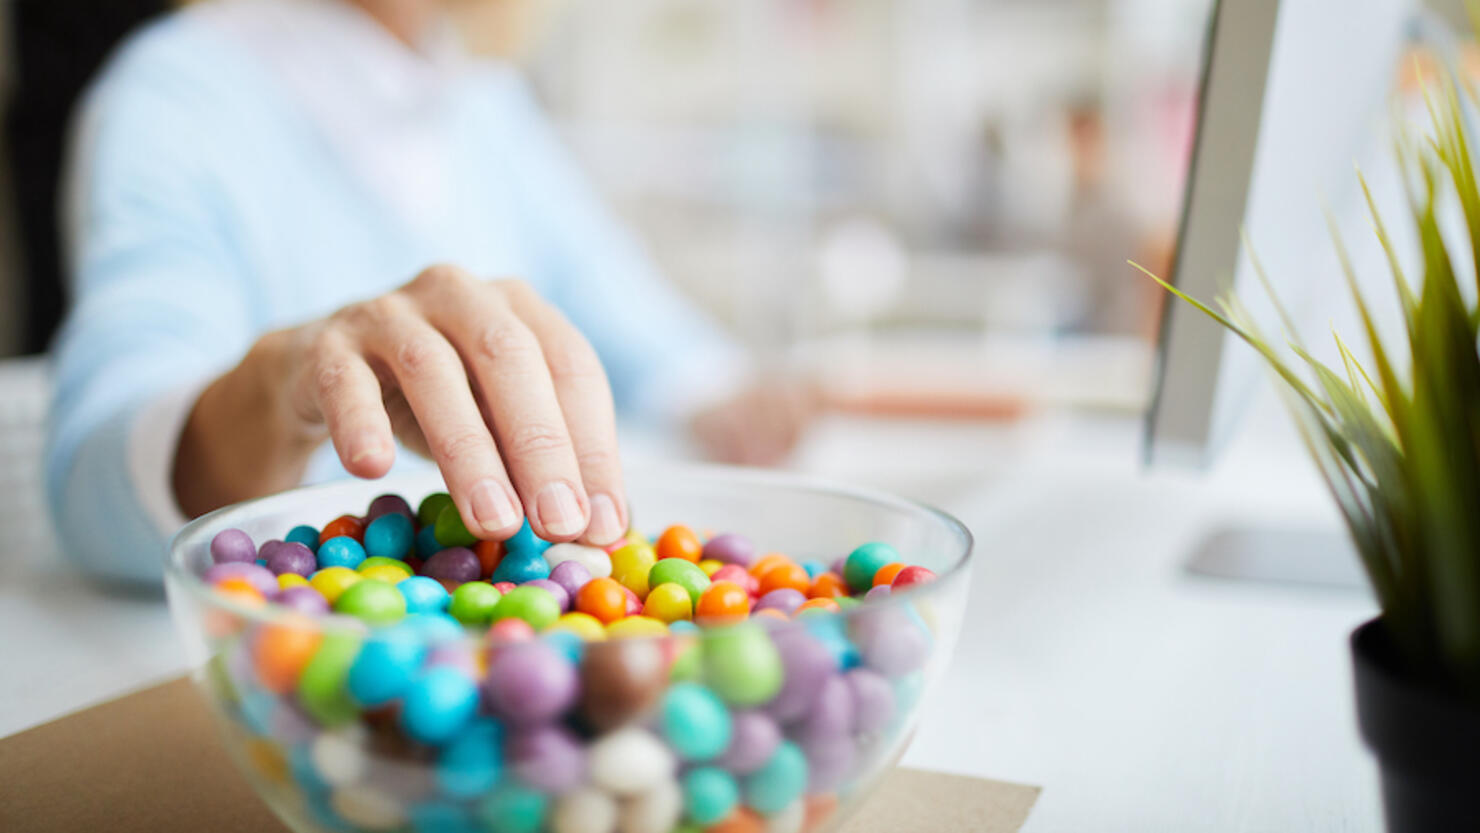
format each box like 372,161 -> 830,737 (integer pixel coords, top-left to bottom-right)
552,786 -> 619,833
310,725 -> 368,786
330,784 -> 406,830
619,779 -> 682,833
588,727 -> 675,795
544,543 -> 613,578
767,799 -> 806,833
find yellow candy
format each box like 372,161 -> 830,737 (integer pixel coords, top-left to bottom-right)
698,559 -> 723,577
642,582 -> 694,623
277,573 -> 310,590
309,567 -> 362,604
624,529 -> 650,546
606,616 -> 668,639
610,543 -> 656,577
614,565 -> 650,599
359,564 -> 412,584
549,612 -> 607,642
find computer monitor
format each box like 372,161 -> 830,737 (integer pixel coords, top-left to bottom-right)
1144,0 -> 1417,585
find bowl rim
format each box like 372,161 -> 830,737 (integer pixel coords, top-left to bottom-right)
165,460 -> 975,642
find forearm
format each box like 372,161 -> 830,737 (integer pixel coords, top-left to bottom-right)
172,329 -> 326,517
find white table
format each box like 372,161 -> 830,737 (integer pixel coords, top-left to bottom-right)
0,404 -> 1381,832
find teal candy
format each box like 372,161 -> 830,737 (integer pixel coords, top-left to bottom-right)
317,535 -> 366,569
365,513 -> 415,560
399,576 -> 452,614
415,525 -> 443,560
490,550 -> 550,584
660,683 -> 732,761
843,541 -> 899,592
418,492 -> 454,529
409,801 -> 479,833
434,503 -> 479,548
543,630 -> 583,664
401,667 -> 480,744
505,518 -> 550,555
490,586 -> 560,630
669,620 -> 699,635
477,783 -> 548,833
347,624 -> 426,706
682,767 -> 739,825
407,612 -> 467,644
805,614 -> 859,671
702,624 -> 783,706
743,741 -> 807,815
648,559 -> 711,604
437,719 -> 505,799
800,559 -> 825,579
286,524 -> 320,553
289,744 -> 327,793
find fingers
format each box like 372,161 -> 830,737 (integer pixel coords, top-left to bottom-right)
502,282 -> 627,545
299,332 -> 396,479
359,293 -> 524,539
413,272 -> 591,543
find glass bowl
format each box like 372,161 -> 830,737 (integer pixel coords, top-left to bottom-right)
164,463 -> 973,833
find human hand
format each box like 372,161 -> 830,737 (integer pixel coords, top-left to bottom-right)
690,378 -> 817,466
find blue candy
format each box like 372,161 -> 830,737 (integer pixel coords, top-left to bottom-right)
504,519 -> 550,556
437,719 -> 504,799
365,513 -> 415,560
669,620 -> 700,635
317,536 -> 366,570
415,525 -> 443,560
660,682 -> 732,762
800,559 -> 826,579
683,766 -> 740,825
406,612 -> 466,644
541,629 -> 583,664
401,667 -> 479,744
806,614 -> 860,670
286,524 -> 321,553
744,740 -> 807,814
490,550 -> 550,584
347,626 -> 426,707
399,576 -> 452,614
409,801 -> 480,833
289,743 -> 328,794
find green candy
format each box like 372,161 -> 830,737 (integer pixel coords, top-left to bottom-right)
449,581 -> 502,626
702,623 -> 782,706
478,783 -> 548,833
358,556 -> 412,573
648,559 -> 711,604
418,492 -> 454,529
835,595 -> 860,611
333,578 -> 407,625
491,586 -> 560,631
844,541 -> 900,592
434,502 -> 479,548
297,631 -> 362,726
669,641 -> 702,682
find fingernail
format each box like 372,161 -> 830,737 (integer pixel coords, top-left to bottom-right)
470,479 -> 520,534
587,493 -> 624,545
535,482 -> 585,538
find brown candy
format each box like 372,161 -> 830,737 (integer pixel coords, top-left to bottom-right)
578,639 -> 666,731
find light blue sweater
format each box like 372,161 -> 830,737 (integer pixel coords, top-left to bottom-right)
46,7 -> 735,585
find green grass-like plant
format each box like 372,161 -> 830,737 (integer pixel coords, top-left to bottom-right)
1134,63 -> 1480,694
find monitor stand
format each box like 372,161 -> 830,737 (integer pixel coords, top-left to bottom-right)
1184,524 -> 1369,591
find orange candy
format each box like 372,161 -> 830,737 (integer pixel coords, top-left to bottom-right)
655,525 -> 703,563
708,808 -> 765,833
695,581 -> 751,625
796,597 -> 840,615
252,621 -> 324,692
872,562 -> 906,588
757,563 -> 811,597
808,572 -> 848,599
214,577 -> 266,605
575,577 -> 629,624
804,794 -> 839,831
319,514 -> 365,544
475,539 -> 504,579
753,608 -> 789,622
748,553 -> 791,579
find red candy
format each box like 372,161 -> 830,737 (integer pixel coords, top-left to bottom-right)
318,514 -> 364,544
891,565 -> 936,590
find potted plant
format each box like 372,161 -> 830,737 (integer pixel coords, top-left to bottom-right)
1134,69 -> 1480,830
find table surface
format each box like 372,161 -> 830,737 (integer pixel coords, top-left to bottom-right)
0,402 -> 1381,833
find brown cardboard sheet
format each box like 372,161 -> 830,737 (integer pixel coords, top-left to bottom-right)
0,677 -> 1039,832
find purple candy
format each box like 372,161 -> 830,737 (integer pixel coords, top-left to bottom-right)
525,579 -> 570,612
485,641 -> 578,725
803,734 -> 855,792
421,547 -> 481,583
718,710 -> 781,775
266,542 -> 316,577
796,674 -> 855,744
854,609 -> 929,676
210,528 -> 257,565
367,493 -> 415,523
275,586 -> 330,616
269,699 -> 318,744
510,725 -> 586,793
548,560 -> 592,601
863,585 -> 892,602
830,556 -> 848,577
702,533 -> 756,567
205,562 -> 278,597
754,589 -> 806,617
257,540 -> 287,563
846,669 -> 895,735
767,630 -> 837,722
426,643 -> 480,679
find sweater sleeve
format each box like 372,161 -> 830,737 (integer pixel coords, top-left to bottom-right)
45,26 -> 259,586
489,76 -> 750,426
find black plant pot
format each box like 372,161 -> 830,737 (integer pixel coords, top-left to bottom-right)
1351,619 -> 1480,832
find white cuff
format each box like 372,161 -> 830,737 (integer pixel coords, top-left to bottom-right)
631,343 -> 752,428
127,377 -> 215,538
